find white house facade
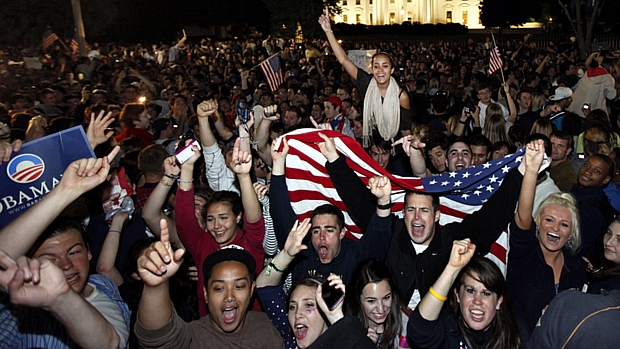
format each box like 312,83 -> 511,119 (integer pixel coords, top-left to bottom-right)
334,0 -> 484,29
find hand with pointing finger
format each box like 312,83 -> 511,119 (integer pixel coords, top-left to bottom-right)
311,116 -> 333,131
392,135 -> 425,157
137,219 -> 185,287
317,132 -> 339,163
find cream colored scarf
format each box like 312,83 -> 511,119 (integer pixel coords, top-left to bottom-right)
362,76 -> 401,147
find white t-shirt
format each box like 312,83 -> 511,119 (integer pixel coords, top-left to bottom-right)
85,284 -> 129,349
407,242 -> 429,310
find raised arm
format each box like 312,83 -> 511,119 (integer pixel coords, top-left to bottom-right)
114,70 -> 127,93
86,110 -> 115,149
197,100 -> 238,192
392,135 -> 431,178
514,139 -> 545,230
320,133 -> 375,232
137,219 -> 185,331
585,52 -> 599,69
502,83 -> 517,125
197,100 -> 218,147
0,147 -> 120,259
318,6 -> 359,79
256,218 -> 310,288
96,212 -> 129,286
356,176 -> 394,260
235,110 -> 254,154
255,105 -> 279,166
142,156 -> 184,249
269,138 -> 298,249
1,250 -> 123,349
452,106 -> 476,137
535,56 -> 551,75
230,138 -> 262,223
129,68 -> 157,95
416,239 -> 475,321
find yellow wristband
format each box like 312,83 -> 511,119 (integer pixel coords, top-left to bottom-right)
269,260 -> 286,273
429,286 -> 447,302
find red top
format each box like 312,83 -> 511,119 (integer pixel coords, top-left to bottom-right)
175,185 -> 266,316
115,127 -> 154,146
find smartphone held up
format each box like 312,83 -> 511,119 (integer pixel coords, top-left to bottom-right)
321,279 -> 344,311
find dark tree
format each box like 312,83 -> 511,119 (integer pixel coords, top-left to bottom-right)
262,0 -> 339,38
0,0 -> 119,45
479,0 -> 541,28
556,0 -> 610,57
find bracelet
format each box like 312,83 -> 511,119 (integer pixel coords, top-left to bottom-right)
108,229 -> 121,234
269,260 -> 286,273
177,179 -> 193,184
458,119 -> 467,124
164,173 -> 180,179
377,202 -> 394,210
429,286 -> 447,302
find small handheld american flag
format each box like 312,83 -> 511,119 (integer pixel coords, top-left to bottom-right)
42,28 -> 59,52
489,36 -> 503,75
259,54 -> 284,92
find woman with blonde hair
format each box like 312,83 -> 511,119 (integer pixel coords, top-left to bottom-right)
530,118 -> 553,137
530,92 -> 548,112
319,7 -> 413,146
507,140 -> 588,337
483,114 -> 510,145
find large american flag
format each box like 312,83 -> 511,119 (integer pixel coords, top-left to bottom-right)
489,37 -> 503,75
276,129 -> 537,273
42,28 -> 59,52
259,54 -> 284,92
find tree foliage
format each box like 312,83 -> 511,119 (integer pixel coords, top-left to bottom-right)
479,0 -> 541,28
262,0 -> 340,38
556,0 -> 608,58
0,0 -> 119,45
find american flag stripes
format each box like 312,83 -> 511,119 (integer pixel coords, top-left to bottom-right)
276,129 -> 537,273
42,28 -> 59,52
489,37 -> 503,75
70,32 -> 91,56
259,54 -> 284,92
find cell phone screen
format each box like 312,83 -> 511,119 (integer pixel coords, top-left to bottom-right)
321,279 -> 344,310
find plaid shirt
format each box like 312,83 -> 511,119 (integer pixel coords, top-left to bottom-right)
135,182 -> 158,209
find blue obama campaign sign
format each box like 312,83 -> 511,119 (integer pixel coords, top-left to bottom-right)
0,126 -> 95,228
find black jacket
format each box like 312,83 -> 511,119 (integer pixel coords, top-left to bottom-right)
308,316 -> 376,349
327,156 -> 524,302
269,173 -> 391,285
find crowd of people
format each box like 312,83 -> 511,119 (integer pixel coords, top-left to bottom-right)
2,7 -> 620,349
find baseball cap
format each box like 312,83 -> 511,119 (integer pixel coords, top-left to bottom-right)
152,118 -> 172,139
327,96 -> 343,110
201,247 -> 257,287
549,87 -> 573,101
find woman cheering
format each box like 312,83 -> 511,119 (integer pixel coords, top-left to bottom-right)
318,7 -> 413,146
